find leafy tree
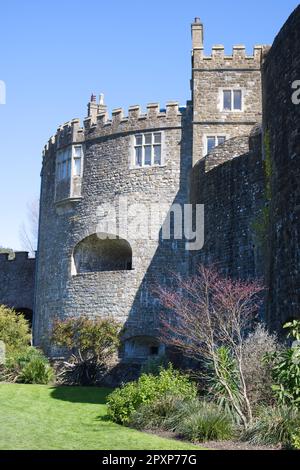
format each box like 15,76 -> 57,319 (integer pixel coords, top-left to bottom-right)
0,305 -> 31,354
52,316 -> 121,385
156,265 -> 264,428
265,320 -> 300,407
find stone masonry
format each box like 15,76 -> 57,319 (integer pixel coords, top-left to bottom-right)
1,6 -> 300,359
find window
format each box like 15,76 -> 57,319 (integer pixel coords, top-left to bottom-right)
56,145 -> 83,181
223,90 -> 242,111
57,148 -> 72,181
133,132 -> 162,167
206,135 -> 227,155
73,146 -> 83,177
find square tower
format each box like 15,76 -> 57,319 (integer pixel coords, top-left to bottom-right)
191,18 -> 264,165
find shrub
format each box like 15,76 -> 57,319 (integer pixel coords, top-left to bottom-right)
4,347 -> 54,384
242,324 -> 281,407
52,316 -> 121,385
176,401 -> 234,443
129,394 -> 183,430
141,355 -> 169,376
265,321 -> 300,407
107,365 -> 197,425
0,305 -> 31,354
242,406 -> 300,449
206,346 -> 242,423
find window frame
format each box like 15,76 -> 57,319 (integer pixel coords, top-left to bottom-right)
131,132 -> 164,168
204,134 -> 228,157
56,144 -> 84,182
221,89 -> 243,112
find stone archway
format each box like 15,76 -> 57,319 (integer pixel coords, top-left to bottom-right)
73,234 -> 132,274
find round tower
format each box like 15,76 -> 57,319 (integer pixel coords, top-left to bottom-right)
33,95 -> 192,361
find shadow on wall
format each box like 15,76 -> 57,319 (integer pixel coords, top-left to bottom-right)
120,122 -> 265,364
119,107 -> 193,364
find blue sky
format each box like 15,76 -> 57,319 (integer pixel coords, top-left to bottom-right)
0,0 -> 298,250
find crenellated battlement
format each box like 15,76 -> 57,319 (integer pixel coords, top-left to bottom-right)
193,45 -> 264,69
43,97 -> 185,159
0,251 -> 36,263
191,18 -> 265,70
43,118 -> 85,157
84,99 -> 182,127
83,98 -> 184,139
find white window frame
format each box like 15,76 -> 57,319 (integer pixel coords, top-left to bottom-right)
56,144 -> 84,182
203,134 -> 228,157
131,132 -> 164,168
73,145 -> 84,178
220,89 -> 243,112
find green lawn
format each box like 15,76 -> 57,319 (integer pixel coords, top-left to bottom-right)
0,383 -> 201,450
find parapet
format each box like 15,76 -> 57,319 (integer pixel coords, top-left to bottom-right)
83,98 -> 184,139
42,94 -> 187,161
193,44 -> 265,69
43,118 -> 85,157
0,252 -> 36,263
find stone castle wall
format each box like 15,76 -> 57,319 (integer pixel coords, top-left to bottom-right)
34,102 -> 193,357
0,252 -> 35,314
2,8 -> 299,361
191,18 -> 264,166
263,5 -> 300,330
191,129 -> 265,280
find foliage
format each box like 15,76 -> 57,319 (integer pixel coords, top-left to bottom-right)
52,316 -> 121,385
242,406 -> 300,449
242,324 -> 281,407
3,347 -> 54,384
0,305 -> 31,354
207,346 -> 242,423
141,355 -> 169,375
131,394 -> 234,443
157,265 -> 264,428
252,130 -> 272,249
107,365 -> 197,425
265,321 -> 300,407
129,393 -> 184,430
176,401 -> 234,443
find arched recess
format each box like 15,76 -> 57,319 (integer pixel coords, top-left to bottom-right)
124,336 -> 165,361
73,233 -> 132,274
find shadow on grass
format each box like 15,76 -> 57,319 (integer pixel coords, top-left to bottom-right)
50,386 -> 113,405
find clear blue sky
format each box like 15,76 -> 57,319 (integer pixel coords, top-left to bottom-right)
0,0 -> 298,250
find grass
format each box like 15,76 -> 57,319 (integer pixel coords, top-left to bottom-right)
0,383 -> 201,450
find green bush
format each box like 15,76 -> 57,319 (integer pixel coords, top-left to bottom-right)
0,305 -> 31,354
107,365 -> 197,425
129,394 -> 185,430
265,321 -> 300,407
4,347 -> 54,385
52,316 -> 121,385
170,400 -> 234,442
141,355 -> 169,376
242,406 -> 300,449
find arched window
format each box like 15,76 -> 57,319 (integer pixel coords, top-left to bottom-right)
73,234 -> 132,274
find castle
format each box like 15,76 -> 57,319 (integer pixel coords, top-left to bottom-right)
0,7 -> 299,362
